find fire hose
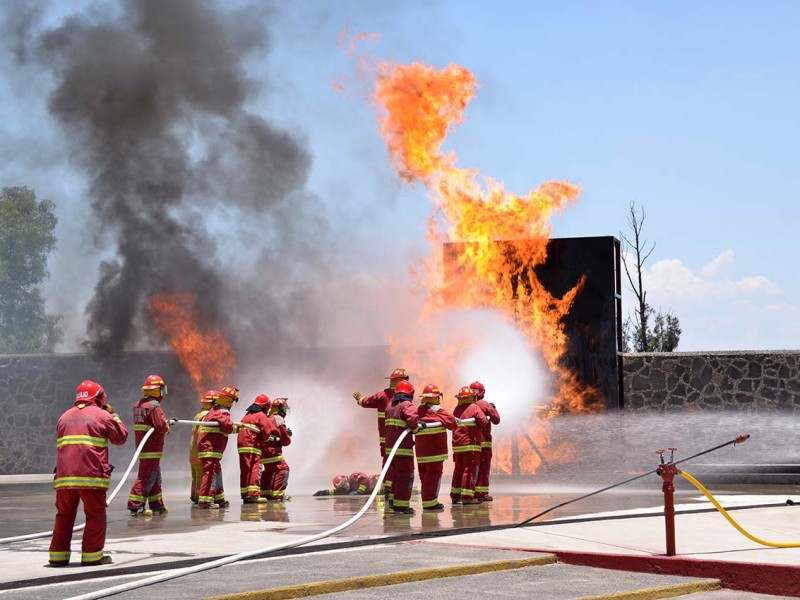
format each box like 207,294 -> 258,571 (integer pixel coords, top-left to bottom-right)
62,417 -> 471,600
0,419 -> 258,545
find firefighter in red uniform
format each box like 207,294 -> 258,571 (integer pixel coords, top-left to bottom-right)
238,394 -> 279,504
312,472 -> 377,496
260,397 -> 292,501
127,374 -> 170,516
471,381 -> 501,501
384,379 -> 422,514
190,389 -> 218,504
49,380 -> 128,566
353,367 -> 408,498
450,386 -> 489,506
196,385 -> 238,509
415,384 -> 458,511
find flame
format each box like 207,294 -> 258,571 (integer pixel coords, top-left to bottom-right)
368,59 -> 601,473
148,292 -> 236,394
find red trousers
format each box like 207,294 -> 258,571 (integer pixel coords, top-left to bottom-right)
260,459 -> 289,499
127,458 -> 164,510
418,461 -> 444,508
189,460 -> 202,502
390,456 -> 414,508
49,488 -> 107,564
450,450 -> 480,500
239,452 -> 261,499
198,458 -> 225,504
475,447 -> 493,498
380,443 -> 393,492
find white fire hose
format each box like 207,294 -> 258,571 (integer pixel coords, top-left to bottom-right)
62,417 -> 474,600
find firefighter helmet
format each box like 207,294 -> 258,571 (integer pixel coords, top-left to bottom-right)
254,394 -> 270,408
395,380 -> 415,396
216,385 -> 239,408
332,475 -> 350,493
142,374 -> 167,398
456,386 -> 476,402
469,381 -> 485,399
201,389 -> 219,405
420,384 -> 442,398
368,474 -> 379,492
75,380 -> 106,407
270,397 -> 289,417
385,368 -> 408,381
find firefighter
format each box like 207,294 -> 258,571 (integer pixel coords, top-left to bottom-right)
353,367 -> 408,497
238,394 -> 279,503
196,385 -> 238,509
471,380 -> 501,501
415,384 -> 458,511
49,380 -> 128,566
260,397 -> 292,501
312,472 -> 377,496
450,386 -> 489,506
127,374 -> 170,516
190,389 -> 218,504
383,379 -> 422,514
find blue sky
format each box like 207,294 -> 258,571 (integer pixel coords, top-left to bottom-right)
2,1 -> 799,351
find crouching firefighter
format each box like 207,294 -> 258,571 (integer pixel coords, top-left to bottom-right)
238,394 -> 279,504
196,385 -> 238,509
384,380 -> 422,515
260,397 -> 292,501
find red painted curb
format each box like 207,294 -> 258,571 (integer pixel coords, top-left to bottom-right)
408,541 -> 800,597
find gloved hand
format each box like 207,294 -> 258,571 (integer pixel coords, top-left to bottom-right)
168,418 -> 178,424
491,402 -> 496,408
287,428 -> 293,437
348,490 -> 361,495
417,421 -> 427,429
102,403 -> 115,415
353,391 -> 363,402
312,490 -> 326,497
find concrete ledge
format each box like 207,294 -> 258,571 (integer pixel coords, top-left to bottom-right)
203,554 -> 557,600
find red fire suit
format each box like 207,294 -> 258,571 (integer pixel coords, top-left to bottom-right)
475,398 -> 501,500
384,396 -> 420,510
49,402 -> 128,565
237,404 -> 278,501
415,404 -> 457,509
357,388 -> 394,491
450,402 -> 488,503
259,415 -> 292,500
196,405 -> 234,506
127,397 -> 169,511
189,407 -> 210,503
313,472 -> 375,496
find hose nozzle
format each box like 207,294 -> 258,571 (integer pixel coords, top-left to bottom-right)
735,433 -> 750,445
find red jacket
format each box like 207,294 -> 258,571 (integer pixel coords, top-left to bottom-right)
384,394 -> 419,458
197,405 -> 234,460
415,404 -> 457,463
452,402 -> 488,453
54,402 -> 128,490
132,397 -> 169,459
475,398 -> 500,445
261,415 -> 291,464
357,388 -> 393,446
237,404 -> 279,457
348,471 -> 370,494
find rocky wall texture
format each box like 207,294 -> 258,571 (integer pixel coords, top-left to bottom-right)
623,351 -> 800,413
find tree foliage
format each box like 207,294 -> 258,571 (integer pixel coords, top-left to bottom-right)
0,186 -> 63,353
621,201 -> 681,352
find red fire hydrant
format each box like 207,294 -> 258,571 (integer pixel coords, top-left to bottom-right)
655,448 -> 678,556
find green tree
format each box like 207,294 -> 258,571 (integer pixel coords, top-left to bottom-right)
0,186 -> 63,353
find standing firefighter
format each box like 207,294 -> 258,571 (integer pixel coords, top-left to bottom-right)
384,380 -> 422,515
450,386 -> 489,506
260,397 -> 292,501
415,384 -> 458,512
127,375 -> 170,516
238,394 -> 278,504
49,380 -> 128,566
189,390 -> 218,504
471,380 -> 501,501
353,367 -> 408,496
196,385 -> 238,509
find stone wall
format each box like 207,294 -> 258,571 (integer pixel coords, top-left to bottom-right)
623,351 -> 800,413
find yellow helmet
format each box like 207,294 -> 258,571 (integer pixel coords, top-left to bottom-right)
216,385 -> 239,408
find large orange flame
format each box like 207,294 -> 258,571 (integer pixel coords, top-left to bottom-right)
148,292 -> 236,394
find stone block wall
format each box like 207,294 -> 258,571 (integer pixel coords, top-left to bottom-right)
623,351 -> 800,413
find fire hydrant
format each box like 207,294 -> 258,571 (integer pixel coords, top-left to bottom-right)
655,448 -> 678,556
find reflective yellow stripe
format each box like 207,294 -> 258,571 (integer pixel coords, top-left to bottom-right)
461,422 -> 477,427
480,441 -> 492,448
198,495 -> 215,503
148,492 -> 162,501
261,455 -> 284,464
385,418 -> 407,427
134,424 -> 152,432
56,435 -> 107,448
416,453 -> 447,463
138,452 -> 162,459
475,486 -> 489,493
128,493 -> 146,502
415,427 -> 445,436
378,437 -> 386,444
393,499 -> 410,508
386,448 -> 414,457
49,550 -> 71,561
241,485 -> 260,493
422,498 -> 441,508
197,451 -> 223,459
54,476 -> 109,489
453,445 -> 480,453
376,412 -> 385,418
451,487 -> 462,494
238,447 -> 262,455
198,426 -> 223,433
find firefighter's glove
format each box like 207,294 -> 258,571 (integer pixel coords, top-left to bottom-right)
313,490 -> 326,497
491,402 -> 496,408
103,403 -> 116,415
348,490 -> 361,495
168,418 -> 178,424
287,428 -> 293,437
353,391 -> 363,403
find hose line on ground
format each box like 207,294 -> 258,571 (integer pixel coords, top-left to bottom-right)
680,469 -> 800,548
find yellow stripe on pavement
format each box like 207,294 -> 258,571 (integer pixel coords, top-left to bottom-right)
577,579 -> 721,600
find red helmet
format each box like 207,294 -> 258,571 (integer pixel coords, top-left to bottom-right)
201,389 -> 219,405
469,381 -> 485,399
385,368 -> 408,381
216,385 -> 239,408
254,394 -> 270,407
75,380 -> 106,407
368,474 -> 379,492
332,475 -> 350,493
142,374 -> 167,398
395,380 -> 414,396
456,386 -> 476,401
420,384 -> 442,398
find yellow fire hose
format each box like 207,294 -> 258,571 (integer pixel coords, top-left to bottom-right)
680,470 -> 800,548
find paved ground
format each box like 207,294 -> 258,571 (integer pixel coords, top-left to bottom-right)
1,476 -> 799,599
